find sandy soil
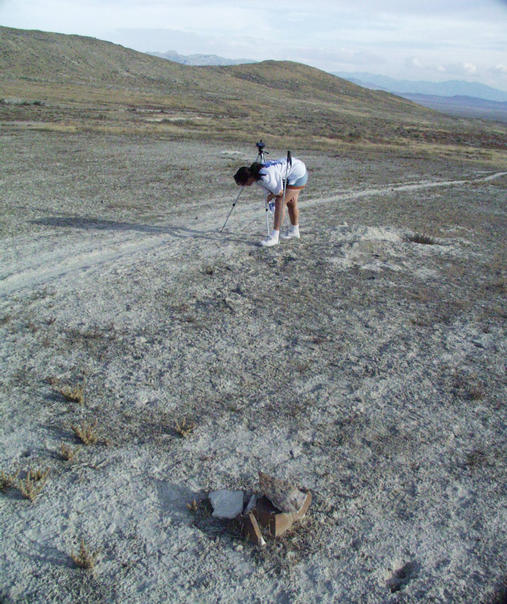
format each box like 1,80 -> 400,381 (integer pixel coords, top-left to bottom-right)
0,130 -> 506,603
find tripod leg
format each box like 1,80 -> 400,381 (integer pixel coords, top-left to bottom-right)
281,150 -> 292,230
220,188 -> 242,232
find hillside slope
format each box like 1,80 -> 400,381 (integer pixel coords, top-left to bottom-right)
1,26 -> 506,157
0,26 -> 191,86
0,26 -> 423,114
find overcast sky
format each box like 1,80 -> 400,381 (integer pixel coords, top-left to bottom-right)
1,0 -> 506,89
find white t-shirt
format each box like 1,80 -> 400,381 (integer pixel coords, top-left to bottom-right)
255,157 -> 306,196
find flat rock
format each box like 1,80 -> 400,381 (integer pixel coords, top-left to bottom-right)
209,489 -> 244,519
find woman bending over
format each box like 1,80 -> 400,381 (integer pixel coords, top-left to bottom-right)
234,156 -> 308,247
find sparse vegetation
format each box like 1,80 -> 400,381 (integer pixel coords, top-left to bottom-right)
405,233 -> 437,245
58,384 -> 85,404
0,26 -> 506,601
0,470 -> 19,492
60,442 -> 79,461
71,420 -> 99,445
47,376 -> 86,404
16,469 -> 50,502
1,26 -> 505,162
1,468 -> 49,502
175,418 -> 195,438
70,540 -> 99,570
187,499 -> 200,512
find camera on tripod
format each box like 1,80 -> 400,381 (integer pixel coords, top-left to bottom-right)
255,139 -> 268,162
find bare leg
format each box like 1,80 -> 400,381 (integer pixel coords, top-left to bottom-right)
286,190 -> 300,225
273,195 -> 285,231
263,187 -> 303,245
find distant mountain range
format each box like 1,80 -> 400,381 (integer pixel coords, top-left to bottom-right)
399,94 -> 507,122
149,50 -> 255,66
334,72 -> 507,103
333,73 -> 507,122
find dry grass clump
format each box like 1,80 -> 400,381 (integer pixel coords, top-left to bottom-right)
0,470 -> 19,491
186,499 -> 200,513
71,420 -> 99,445
48,377 -> 86,404
60,442 -> 79,461
175,418 -> 195,438
70,539 -> 99,570
59,384 -> 85,404
1,468 -> 49,502
17,469 -> 50,502
405,233 -> 437,245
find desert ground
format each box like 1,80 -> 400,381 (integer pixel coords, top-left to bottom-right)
0,128 -> 506,602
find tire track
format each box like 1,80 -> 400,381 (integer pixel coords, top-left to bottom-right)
1,171 -> 505,299
306,170 -> 507,208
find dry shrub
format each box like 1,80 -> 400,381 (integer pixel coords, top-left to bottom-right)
175,418 -> 195,438
186,499 -> 200,512
60,442 -> 79,461
70,540 -> 98,570
1,468 -> 49,502
405,233 -> 437,245
48,377 -> 85,404
17,469 -> 50,502
71,420 -> 99,445
0,470 -> 19,491
59,385 -> 85,404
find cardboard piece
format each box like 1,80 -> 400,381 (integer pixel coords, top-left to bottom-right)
252,491 -> 312,538
208,475 -> 312,546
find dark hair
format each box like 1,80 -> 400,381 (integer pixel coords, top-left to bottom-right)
234,162 -> 265,185
234,167 -> 252,185
249,163 -> 264,179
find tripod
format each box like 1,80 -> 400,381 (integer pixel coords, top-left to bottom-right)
255,140 -> 273,237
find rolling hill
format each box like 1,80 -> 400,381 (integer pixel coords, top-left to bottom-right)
1,26 -> 506,156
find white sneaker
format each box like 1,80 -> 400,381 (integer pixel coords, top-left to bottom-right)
260,233 -> 279,247
280,226 -> 300,240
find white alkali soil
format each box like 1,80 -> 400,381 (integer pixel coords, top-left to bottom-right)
1,132 -> 506,603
